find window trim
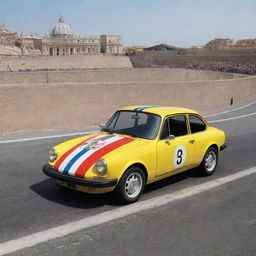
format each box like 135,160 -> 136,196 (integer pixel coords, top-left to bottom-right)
159,114 -> 189,140
104,110 -> 162,140
188,114 -> 207,134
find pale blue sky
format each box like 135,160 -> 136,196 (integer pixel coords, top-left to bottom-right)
0,0 -> 256,47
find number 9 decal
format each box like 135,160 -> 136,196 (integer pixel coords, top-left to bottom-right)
174,145 -> 186,168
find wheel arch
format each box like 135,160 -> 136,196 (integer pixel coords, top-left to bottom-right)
209,143 -> 219,153
121,162 -> 148,183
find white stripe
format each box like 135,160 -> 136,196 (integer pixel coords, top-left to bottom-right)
204,99 -> 256,117
0,131 -> 98,145
0,166 -> 255,255
208,112 -> 256,123
68,136 -> 123,175
58,134 -> 105,173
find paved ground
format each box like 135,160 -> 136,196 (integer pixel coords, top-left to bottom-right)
0,99 -> 256,256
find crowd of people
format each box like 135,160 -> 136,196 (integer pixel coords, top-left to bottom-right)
185,61 -> 256,75
17,67 -> 81,72
5,60 -> 256,76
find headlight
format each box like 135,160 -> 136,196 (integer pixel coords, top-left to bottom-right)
49,149 -> 57,162
95,159 -> 107,174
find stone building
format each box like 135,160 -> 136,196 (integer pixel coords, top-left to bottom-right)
100,35 -> 123,54
15,34 -> 42,55
0,17 -> 123,56
235,39 -> 256,48
0,23 -> 22,55
124,46 -> 145,56
204,38 -> 256,50
205,38 -> 233,50
0,23 -> 18,45
42,16 -> 101,56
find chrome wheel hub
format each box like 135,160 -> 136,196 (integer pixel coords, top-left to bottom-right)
125,173 -> 142,199
205,151 -> 217,172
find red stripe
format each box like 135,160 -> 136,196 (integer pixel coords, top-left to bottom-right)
53,134 -> 102,170
74,137 -> 134,178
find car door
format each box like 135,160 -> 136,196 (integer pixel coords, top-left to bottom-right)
156,114 -> 196,176
188,114 -> 209,164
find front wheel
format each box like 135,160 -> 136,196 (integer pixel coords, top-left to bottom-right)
198,147 -> 218,176
114,167 -> 146,204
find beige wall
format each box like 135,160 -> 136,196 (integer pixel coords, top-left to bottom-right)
0,55 -> 132,71
0,68 -> 245,84
0,69 -> 255,133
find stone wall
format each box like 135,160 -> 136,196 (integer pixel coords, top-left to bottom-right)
0,55 -> 132,71
0,68 -> 255,133
130,49 -> 256,68
0,68 -> 245,84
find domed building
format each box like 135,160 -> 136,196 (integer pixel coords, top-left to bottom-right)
51,16 -> 72,37
42,16 -> 101,56
0,16 -> 123,56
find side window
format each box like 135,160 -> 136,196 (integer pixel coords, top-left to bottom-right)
189,115 -> 206,133
160,115 -> 187,139
169,115 -> 188,137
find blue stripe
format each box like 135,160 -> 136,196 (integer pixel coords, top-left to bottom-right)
63,148 -> 90,174
133,106 -> 161,111
63,135 -> 115,174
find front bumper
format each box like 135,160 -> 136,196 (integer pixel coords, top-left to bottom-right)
42,164 -> 118,188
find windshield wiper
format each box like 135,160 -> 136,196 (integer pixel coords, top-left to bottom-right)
101,127 -> 113,134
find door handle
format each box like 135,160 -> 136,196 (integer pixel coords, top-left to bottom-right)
188,140 -> 195,144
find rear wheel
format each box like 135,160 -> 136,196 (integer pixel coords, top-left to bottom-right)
198,147 -> 218,176
114,167 -> 146,204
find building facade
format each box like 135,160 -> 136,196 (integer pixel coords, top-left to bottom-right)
100,35 -> 123,54
235,39 -> 256,48
205,39 -> 233,50
0,17 -> 123,56
0,23 -> 22,55
204,38 -> 256,50
42,16 -> 101,56
0,23 -> 18,46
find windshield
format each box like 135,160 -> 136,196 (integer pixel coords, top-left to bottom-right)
101,111 -> 161,140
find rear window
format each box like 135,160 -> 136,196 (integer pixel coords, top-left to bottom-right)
189,115 -> 206,133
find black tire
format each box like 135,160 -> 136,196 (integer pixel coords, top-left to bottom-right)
198,147 -> 218,176
114,167 -> 146,204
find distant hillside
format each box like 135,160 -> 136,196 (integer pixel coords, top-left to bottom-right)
144,44 -> 181,51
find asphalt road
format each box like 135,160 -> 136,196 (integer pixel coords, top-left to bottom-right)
0,99 -> 256,256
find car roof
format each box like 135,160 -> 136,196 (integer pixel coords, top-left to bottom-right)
119,105 -> 200,117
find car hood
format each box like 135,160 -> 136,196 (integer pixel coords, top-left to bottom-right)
51,133 -> 148,178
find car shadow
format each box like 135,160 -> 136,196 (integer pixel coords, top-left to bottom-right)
31,168 -> 202,208
30,178 -> 119,208
144,168 -> 201,194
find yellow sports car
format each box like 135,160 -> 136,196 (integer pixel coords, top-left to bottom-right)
43,106 -> 226,204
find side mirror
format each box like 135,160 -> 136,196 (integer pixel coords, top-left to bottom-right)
98,123 -> 104,128
167,135 -> 175,141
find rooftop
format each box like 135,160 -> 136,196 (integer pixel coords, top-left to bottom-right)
120,105 -> 199,116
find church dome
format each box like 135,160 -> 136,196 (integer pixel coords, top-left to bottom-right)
51,16 -> 72,36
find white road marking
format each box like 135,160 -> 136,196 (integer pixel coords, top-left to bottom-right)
204,99 -> 256,117
208,112 -> 256,123
0,166 -> 255,255
0,131 -> 98,144
247,219 -> 256,226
